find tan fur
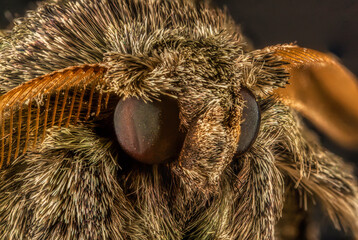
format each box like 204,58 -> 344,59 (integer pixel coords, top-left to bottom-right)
0,0 -> 357,239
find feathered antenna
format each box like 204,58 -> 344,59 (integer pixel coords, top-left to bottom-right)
0,64 -> 109,168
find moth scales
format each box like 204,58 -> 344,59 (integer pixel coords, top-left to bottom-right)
0,0 -> 357,239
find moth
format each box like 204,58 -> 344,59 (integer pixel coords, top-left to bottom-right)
0,0 -> 357,239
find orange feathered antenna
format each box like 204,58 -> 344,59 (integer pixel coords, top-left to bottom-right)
269,45 -> 358,149
0,64 -> 109,168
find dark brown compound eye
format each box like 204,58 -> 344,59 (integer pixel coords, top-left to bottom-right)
236,87 -> 261,155
114,96 -> 184,164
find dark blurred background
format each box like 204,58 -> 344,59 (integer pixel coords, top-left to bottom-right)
1,0 -> 357,239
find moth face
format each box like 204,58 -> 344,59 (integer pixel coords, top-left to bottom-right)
0,0 -> 357,239
100,43 -> 266,188
0,29 -> 284,190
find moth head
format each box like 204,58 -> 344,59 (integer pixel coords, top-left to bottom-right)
0,0 -> 357,194
93,36 -> 290,189
0,10 -> 285,198
1,37 -> 357,195
1,1 -> 358,238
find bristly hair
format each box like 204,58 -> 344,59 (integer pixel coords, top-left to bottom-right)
0,0 -> 357,239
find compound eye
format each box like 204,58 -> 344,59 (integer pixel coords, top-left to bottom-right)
236,88 -> 261,155
114,96 -> 184,164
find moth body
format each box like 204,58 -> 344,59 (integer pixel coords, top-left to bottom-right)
0,0 -> 357,239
